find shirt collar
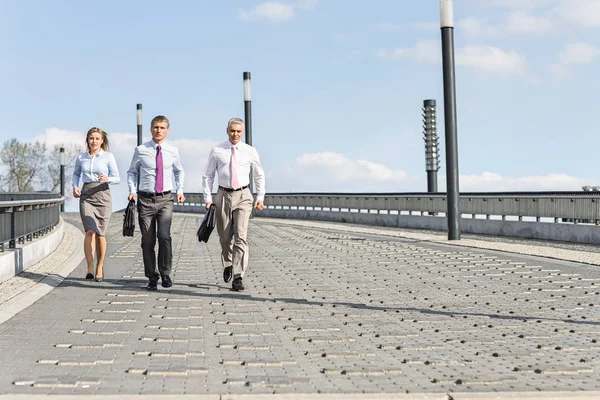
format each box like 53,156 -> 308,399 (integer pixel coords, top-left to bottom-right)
151,140 -> 166,149
88,148 -> 104,157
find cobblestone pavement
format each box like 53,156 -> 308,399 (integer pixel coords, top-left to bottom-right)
0,213 -> 599,399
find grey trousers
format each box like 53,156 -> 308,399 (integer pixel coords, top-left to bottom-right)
216,187 -> 253,277
137,194 -> 174,282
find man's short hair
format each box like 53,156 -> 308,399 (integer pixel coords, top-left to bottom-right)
227,117 -> 244,130
151,115 -> 170,128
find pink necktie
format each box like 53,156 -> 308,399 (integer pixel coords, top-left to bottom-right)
230,146 -> 239,189
155,145 -> 164,193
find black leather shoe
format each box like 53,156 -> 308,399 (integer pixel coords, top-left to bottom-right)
146,281 -> 158,291
95,276 -> 103,282
223,266 -> 233,283
161,275 -> 172,288
86,273 -> 94,280
232,277 -> 245,291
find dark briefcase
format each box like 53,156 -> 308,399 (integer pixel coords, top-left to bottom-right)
197,204 -> 217,243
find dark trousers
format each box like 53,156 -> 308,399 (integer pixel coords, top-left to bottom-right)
137,194 -> 174,282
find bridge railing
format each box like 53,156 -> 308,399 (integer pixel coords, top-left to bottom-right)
178,191 -> 600,223
0,193 -> 64,251
174,191 -> 600,244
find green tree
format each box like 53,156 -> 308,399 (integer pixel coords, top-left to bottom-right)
0,139 -> 47,192
0,139 -> 82,194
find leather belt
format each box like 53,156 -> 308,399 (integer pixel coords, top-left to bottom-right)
137,190 -> 172,197
219,185 -> 248,192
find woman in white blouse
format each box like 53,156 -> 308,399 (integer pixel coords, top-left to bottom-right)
72,127 -> 120,282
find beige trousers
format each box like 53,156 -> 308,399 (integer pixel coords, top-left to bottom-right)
216,187 -> 253,277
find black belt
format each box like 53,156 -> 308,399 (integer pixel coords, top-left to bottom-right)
219,185 -> 248,192
137,190 -> 172,197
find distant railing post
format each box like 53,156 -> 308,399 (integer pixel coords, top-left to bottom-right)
9,208 -> 16,248
60,147 -> 65,212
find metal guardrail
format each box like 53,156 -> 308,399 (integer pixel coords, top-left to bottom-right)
0,193 -> 64,251
178,191 -> 600,224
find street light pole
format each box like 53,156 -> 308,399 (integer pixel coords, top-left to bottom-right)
423,99 -> 440,193
243,72 -> 253,147
136,103 -> 143,146
60,147 -> 65,212
243,72 -> 254,218
440,0 -> 461,240
243,71 -> 254,191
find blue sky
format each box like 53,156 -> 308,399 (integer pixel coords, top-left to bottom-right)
2,0 -> 600,211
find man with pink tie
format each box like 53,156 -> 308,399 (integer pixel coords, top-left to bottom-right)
127,115 -> 186,291
202,117 -> 265,291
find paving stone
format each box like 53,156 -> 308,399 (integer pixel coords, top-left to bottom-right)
0,213 -> 600,397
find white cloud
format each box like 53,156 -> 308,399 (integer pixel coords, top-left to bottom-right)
238,0 -> 318,22
457,17 -> 498,38
377,40 -> 440,64
507,11 -> 553,34
559,42 -> 600,64
238,2 -> 294,22
555,0 -> 600,27
456,12 -> 551,39
468,0 -> 557,9
379,41 -> 525,74
549,42 -> 600,77
272,152 -> 408,192
459,172 -> 590,191
456,45 -> 526,73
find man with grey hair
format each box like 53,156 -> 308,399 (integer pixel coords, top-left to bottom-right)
201,117 -> 265,291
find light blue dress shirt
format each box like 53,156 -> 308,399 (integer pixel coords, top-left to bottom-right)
127,140 -> 185,194
72,150 -> 121,188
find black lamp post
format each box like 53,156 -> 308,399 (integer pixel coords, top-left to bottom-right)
440,0 -> 461,240
60,147 -> 65,212
423,99 -> 440,193
136,103 -> 143,146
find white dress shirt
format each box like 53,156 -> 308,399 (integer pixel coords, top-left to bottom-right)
202,140 -> 265,203
72,149 -> 120,187
127,140 -> 185,194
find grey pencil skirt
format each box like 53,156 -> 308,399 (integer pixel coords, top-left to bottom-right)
79,182 -> 112,236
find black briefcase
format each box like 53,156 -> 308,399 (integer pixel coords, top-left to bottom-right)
123,199 -> 136,237
197,204 -> 217,243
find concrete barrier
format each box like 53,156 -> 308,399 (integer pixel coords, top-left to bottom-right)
253,209 -> 600,244
0,218 -> 64,284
